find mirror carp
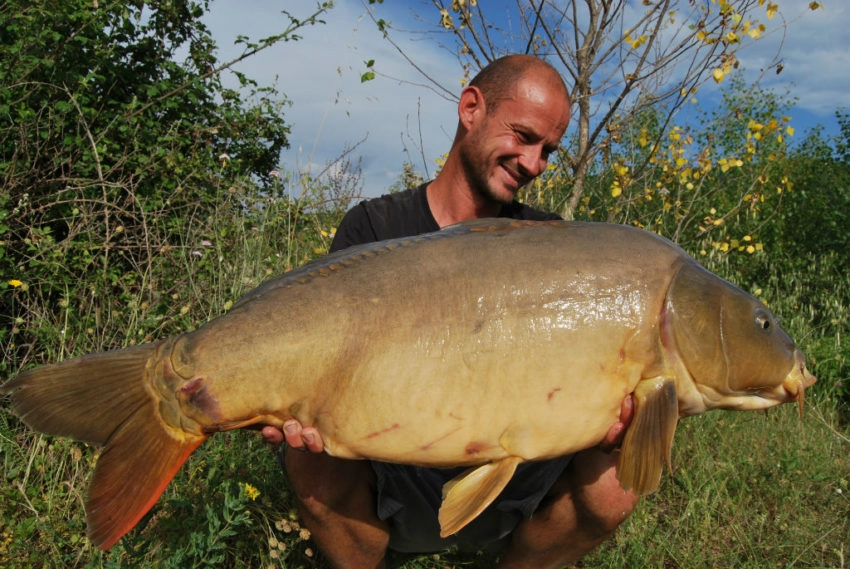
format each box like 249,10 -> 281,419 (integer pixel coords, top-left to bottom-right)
4,218 -> 816,549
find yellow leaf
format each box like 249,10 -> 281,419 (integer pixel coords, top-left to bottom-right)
766,2 -> 778,18
713,68 -> 725,83
440,8 -> 453,28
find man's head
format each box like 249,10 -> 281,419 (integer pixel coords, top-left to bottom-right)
453,55 -> 571,205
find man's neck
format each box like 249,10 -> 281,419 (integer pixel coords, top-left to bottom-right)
426,172 -> 502,228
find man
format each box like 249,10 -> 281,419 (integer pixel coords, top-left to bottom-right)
263,54 -> 638,569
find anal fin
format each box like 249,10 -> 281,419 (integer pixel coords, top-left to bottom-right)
616,378 -> 678,495
438,456 -> 522,538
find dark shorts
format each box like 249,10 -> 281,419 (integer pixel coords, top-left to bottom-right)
372,456 -> 574,553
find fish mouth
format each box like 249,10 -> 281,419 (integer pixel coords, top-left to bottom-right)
698,351 -> 817,414
782,350 -> 817,417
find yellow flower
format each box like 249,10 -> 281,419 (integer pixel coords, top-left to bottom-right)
241,483 -> 260,501
611,181 -> 622,198
8,279 -> 23,288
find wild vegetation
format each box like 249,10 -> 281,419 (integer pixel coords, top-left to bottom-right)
1,0 -> 848,567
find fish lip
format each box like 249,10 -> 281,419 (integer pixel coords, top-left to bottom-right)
797,355 -> 817,389
784,351 -> 817,397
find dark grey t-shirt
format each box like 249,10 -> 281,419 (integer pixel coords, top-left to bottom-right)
330,183 -> 561,252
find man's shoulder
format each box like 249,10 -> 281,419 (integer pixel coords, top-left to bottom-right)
331,185 -> 437,251
500,201 -> 563,221
358,185 -> 428,217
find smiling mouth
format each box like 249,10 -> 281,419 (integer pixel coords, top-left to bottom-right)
501,165 -> 525,189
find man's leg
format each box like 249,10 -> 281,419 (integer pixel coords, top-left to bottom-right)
284,450 -> 390,569
497,448 -> 638,569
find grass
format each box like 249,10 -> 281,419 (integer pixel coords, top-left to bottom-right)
580,402 -> 849,568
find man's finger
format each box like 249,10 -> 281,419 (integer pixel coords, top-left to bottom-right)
262,425 -> 285,445
283,420 -> 306,449
301,427 -> 325,453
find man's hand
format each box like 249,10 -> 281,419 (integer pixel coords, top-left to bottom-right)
599,394 -> 633,452
262,421 -> 324,453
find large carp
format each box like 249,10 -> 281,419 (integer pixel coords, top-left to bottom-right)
4,219 -> 815,549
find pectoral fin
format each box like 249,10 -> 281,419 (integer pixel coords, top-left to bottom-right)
438,456 -> 522,538
616,378 -> 679,495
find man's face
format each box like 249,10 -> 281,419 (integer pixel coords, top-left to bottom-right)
462,77 -> 571,205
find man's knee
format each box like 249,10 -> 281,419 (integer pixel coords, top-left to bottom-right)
284,450 -> 376,514
282,452 -> 389,567
570,448 -> 639,536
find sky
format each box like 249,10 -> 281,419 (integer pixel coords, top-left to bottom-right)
202,1 -> 849,198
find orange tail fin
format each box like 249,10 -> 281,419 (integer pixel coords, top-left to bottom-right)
3,343 -> 206,549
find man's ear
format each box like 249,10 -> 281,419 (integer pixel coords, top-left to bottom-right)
458,85 -> 486,130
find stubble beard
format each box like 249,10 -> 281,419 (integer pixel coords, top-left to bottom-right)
461,145 -> 515,207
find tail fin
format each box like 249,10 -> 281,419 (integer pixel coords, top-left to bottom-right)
4,343 -> 206,549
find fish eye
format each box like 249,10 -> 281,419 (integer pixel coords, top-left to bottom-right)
755,311 -> 772,331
